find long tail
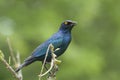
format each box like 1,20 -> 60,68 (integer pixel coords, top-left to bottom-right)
15,56 -> 36,72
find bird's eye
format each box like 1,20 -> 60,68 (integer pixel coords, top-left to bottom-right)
64,21 -> 72,25
64,21 -> 68,25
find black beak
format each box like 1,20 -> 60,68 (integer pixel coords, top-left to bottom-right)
71,21 -> 77,26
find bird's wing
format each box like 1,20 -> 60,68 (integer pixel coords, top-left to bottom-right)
31,33 -> 63,58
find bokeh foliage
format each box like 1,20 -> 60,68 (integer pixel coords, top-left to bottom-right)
0,0 -> 120,80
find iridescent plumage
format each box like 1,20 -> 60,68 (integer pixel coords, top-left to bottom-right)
15,20 -> 76,72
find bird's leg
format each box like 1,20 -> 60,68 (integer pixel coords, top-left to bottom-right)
42,62 -> 52,75
46,64 -> 53,75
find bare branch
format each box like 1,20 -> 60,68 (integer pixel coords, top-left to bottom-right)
39,59 -> 54,77
16,51 -> 23,80
0,50 -> 21,80
7,38 -> 23,80
38,44 -> 61,80
38,44 -> 52,80
7,37 -> 17,65
0,38 -> 23,80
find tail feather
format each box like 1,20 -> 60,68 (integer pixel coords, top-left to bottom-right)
15,62 -> 26,72
15,56 -> 36,72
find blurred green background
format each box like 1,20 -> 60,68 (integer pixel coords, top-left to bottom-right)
0,0 -> 120,80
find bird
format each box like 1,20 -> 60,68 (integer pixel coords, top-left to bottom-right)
15,20 -> 77,72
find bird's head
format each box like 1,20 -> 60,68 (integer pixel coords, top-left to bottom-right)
59,20 -> 77,33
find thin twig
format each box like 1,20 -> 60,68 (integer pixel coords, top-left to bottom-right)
47,45 -> 58,80
38,44 -> 52,79
16,51 -> 23,80
38,44 -> 61,80
0,50 -> 21,80
40,59 -> 54,77
7,37 -> 17,65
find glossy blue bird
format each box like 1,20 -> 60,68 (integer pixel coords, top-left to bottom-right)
15,20 -> 76,72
